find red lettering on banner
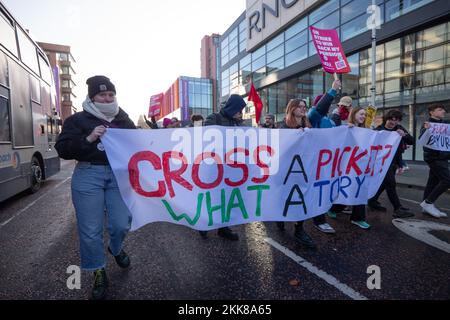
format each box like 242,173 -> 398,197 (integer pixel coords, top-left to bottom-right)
252,145 -> 274,184
338,147 -> 352,176
381,145 -> 394,172
365,145 -> 383,176
162,151 -> 193,198
331,148 -> 341,178
346,147 -> 368,176
129,151 -> 166,198
192,152 -> 224,189
225,148 -> 250,187
316,149 -> 332,180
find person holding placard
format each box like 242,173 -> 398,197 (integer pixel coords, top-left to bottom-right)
420,104 -> 450,218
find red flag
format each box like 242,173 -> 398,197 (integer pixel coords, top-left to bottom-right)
248,83 -> 263,124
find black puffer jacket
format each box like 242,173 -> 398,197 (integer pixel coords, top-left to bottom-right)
204,95 -> 246,127
419,118 -> 450,162
375,124 -> 414,167
55,109 -> 136,164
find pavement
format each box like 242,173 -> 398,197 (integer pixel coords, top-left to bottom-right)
396,162 -> 450,193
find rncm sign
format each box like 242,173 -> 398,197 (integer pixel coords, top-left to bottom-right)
246,0 -> 323,52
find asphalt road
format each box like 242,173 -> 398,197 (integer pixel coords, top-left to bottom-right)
0,160 -> 449,300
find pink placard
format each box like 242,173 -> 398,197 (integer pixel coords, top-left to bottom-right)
309,26 -> 351,74
148,93 -> 164,117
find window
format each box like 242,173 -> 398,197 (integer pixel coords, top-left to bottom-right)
0,10 -> 17,56
30,76 -> 40,103
285,17 -> 307,40
17,28 -> 39,74
267,57 -> 284,74
341,13 -> 368,41
417,23 -> 447,49
0,95 -> 10,142
61,80 -> 71,89
386,0 -> 434,22
0,52 -> 9,87
342,53 -> 359,99
38,54 -> 52,84
309,0 -> 339,24
267,44 -> 284,63
285,29 -> 308,53
385,39 -> 401,58
311,10 -> 339,30
267,33 -> 284,51
416,45 -> 445,72
285,45 -> 308,67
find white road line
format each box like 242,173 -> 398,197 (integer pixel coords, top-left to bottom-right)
400,198 -> 450,213
0,177 -> 71,228
264,238 -> 369,300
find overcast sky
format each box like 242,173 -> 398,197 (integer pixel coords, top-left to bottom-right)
2,0 -> 246,122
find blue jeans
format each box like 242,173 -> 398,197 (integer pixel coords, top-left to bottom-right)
71,162 -> 132,271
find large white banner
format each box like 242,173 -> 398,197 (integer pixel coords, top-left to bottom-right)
101,126 -> 400,231
418,123 -> 450,152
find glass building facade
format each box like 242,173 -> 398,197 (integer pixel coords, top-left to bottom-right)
154,76 -> 213,124
219,0 -> 450,161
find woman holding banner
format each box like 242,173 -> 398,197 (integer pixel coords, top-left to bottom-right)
55,75 -> 136,300
276,98 -> 316,248
327,107 -> 371,229
306,79 -> 342,234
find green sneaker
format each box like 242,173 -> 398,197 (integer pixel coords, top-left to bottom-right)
327,211 -> 337,219
91,268 -> 108,300
351,221 -> 371,230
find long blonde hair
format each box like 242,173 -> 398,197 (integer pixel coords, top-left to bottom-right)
285,99 -> 312,129
348,107 -> 367,128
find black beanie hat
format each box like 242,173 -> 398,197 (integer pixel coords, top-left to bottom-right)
86,75 -> 116,99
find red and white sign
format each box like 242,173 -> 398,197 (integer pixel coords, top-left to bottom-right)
148,93 -> 164,117
309,26 -> 351,74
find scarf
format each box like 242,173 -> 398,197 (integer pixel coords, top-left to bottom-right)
82,96 -> 119,123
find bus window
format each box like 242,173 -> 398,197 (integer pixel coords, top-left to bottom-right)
38,54 -> 52,85
17,28 -> 39,75
30,75 -> 40,104
0,95 -> 11,142
0,8 -> 18,57
0,52 -> 9,87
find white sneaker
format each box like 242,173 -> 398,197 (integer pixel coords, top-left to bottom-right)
314,223 -> 336,234
420,201 -> 442,218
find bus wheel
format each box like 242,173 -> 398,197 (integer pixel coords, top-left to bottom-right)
29,156 -> 43,194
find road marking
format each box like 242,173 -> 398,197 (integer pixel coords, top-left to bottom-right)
400,198 -> 450,213
264,238 -> 369,300
392,219 -> 450,254
0,177 -> 71,228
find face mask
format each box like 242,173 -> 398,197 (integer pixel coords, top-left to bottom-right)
338,106 -> 350,121
94,100 -> 119,118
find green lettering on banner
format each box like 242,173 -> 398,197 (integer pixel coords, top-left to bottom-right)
247,185 -> 270,217
225,188 -> 249,223
162,193 -> 203,226
206,190 -> 227,226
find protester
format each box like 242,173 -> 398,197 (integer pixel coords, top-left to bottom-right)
162,118 -> 172,128
368,109 -> 414,219
55,76 -> 136,300
328,107 -> 371,229
198,94 -> 247,241
144,115 -> 159,129
306,79 -> 342,234
276,99 -> 316,248
261,114 -> 277,128
331,96 -> 352,126
420,104 -> 450,218
190,114 -> 204,127
171,117 -> 182,128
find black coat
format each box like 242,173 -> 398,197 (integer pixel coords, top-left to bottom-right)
55,109 -> 136,164
374,124 -> 414,167
419,118 -> 450,162
204,110 -> 244,127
